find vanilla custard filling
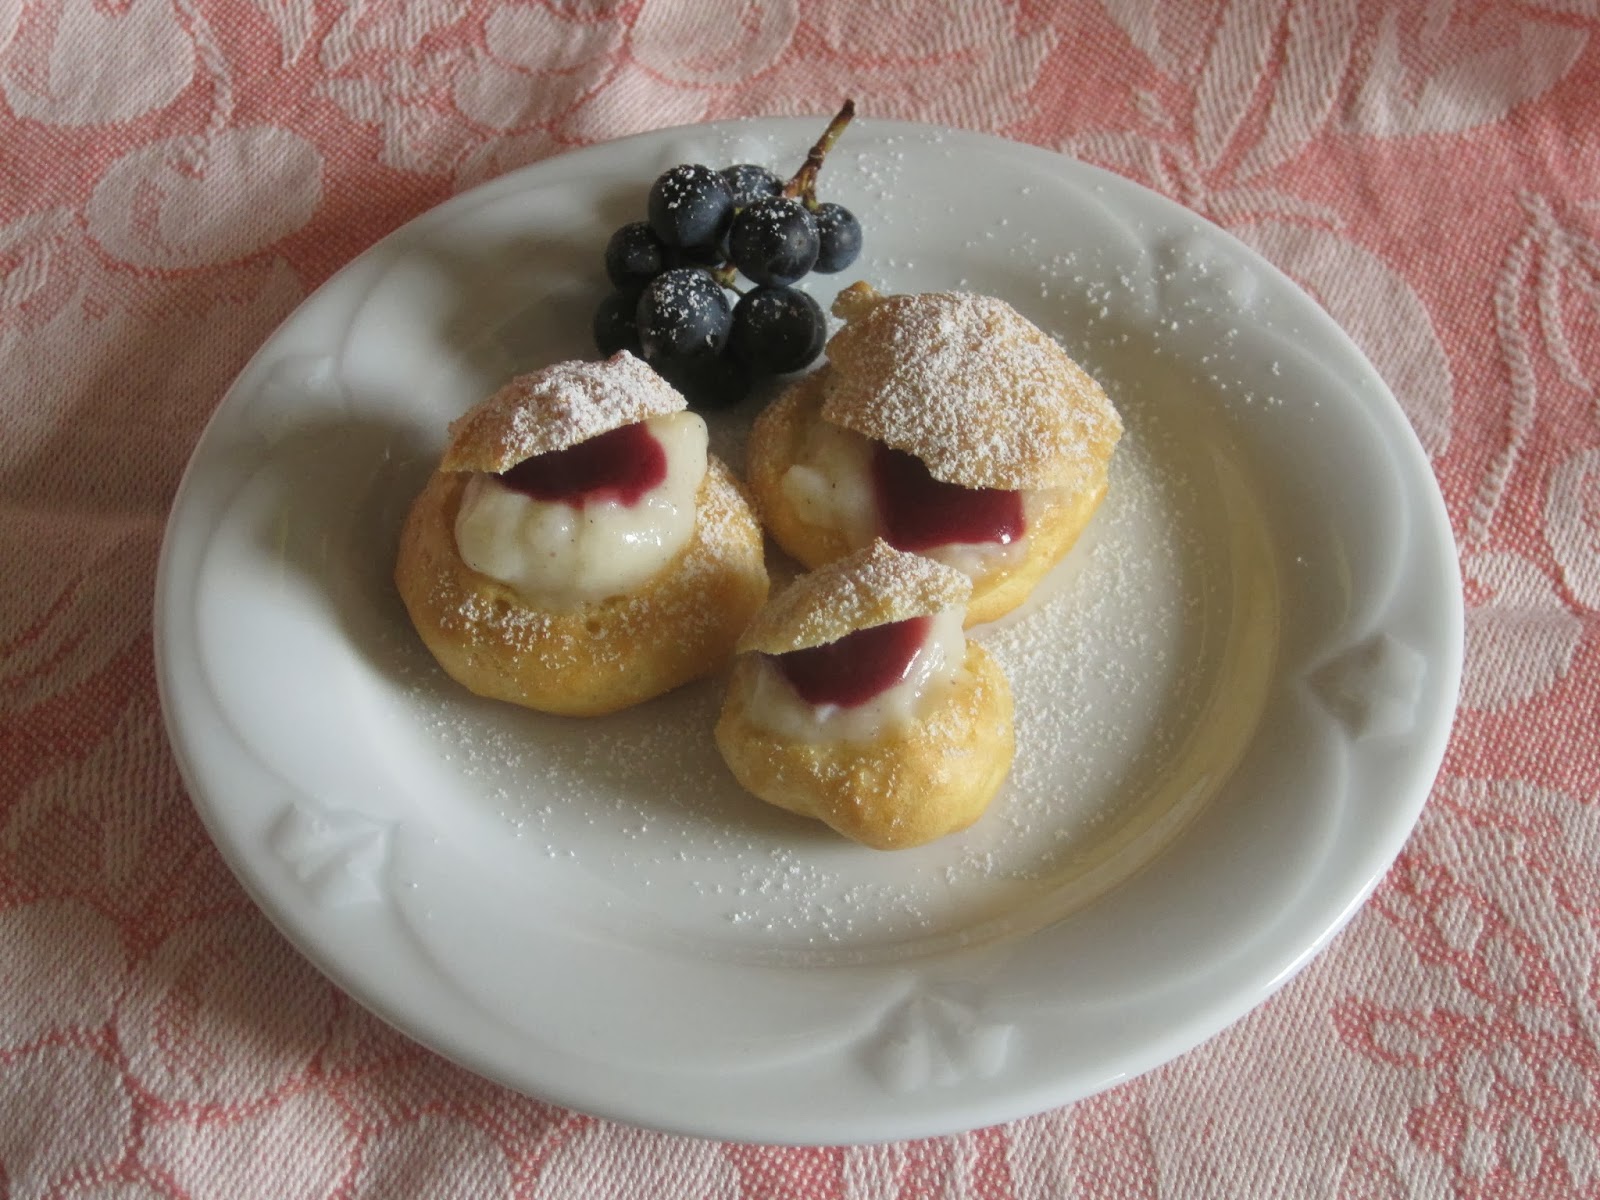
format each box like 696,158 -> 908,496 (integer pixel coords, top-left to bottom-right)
779,419 -> 878,546
454,411 -> 708,610
779,421 -> 1037,581
746,607 -> 968,742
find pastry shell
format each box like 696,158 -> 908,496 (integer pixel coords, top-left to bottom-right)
396,456 -> 768,716
715,543 -> 1014,850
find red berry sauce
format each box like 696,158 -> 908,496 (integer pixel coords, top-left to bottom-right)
498,422 -> 667,507
870,443 -> 1024,551
775,616 -> 932,709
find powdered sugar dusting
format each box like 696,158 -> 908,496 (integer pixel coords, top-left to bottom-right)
441,351 -> 684,474
379,378 -> 1269,962
737,539 -> 970,655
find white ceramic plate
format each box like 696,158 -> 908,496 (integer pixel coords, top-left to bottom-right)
155,118 -> 1462,1143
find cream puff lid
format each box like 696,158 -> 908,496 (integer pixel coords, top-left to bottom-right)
737,540 -> 971,656
440,351 -> 686,474
820,284 -> 1123,493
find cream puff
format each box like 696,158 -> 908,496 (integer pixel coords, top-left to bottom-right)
747,284 -> 1122,625
395,352 -> 769,717
715,540 -> 1014,850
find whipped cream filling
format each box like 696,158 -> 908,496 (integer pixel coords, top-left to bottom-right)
746,607 -> 968,742
779,421 -> 1037,582
454,411 -> 707,610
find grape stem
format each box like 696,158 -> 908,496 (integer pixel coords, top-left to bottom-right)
783,99 -> 856,209
703,100 -> 856,286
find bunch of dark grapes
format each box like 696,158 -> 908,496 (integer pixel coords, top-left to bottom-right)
593,101 -> 864,409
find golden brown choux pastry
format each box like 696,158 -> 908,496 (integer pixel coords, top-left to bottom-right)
395,353 -> 768,716
747,284 -> 1122,625
715,541 -> 1015,850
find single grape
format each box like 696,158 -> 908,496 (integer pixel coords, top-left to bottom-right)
652,352 -> 751,411
635,268 -> 732,360
812,203 -> 863,273
720,163 -> 783,209
729,286 -> 826,375
604,222 -> 668,290
593,290 -> 642,357
728,197 -> 819,287
647,164 -> 735,251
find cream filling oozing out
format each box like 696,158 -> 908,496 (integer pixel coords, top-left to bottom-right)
746,606 -> 968,742
454,411 -> 708,610
778,420 -> 1041,582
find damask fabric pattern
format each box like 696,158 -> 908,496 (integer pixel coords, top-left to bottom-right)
1,0 -> 1597,1196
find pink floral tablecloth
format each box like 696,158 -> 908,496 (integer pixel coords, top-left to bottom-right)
4,0 -> 1599,1196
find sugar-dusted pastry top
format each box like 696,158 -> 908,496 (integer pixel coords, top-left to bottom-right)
820,284 -> 1123,492
737,539 -> 970,656
441,351 -> 684,474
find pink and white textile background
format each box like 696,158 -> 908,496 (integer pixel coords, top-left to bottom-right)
3,0 -> 1598,1196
